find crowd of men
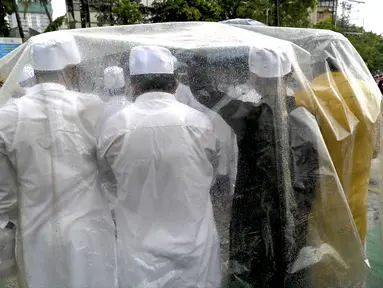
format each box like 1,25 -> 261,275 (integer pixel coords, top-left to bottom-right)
0,31 -> 378,288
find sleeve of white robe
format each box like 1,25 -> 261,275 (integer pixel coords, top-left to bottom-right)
0,154 -> 17,229
0,103 -> 18,228
76,93 -> 117,206
97,111 -> 124,201
76,93 -> 104,142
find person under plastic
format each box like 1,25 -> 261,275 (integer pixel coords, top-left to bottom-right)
8,65 -> 37,99
0,34 -> 116,288
98,45 -> 221,288
103,66 -> 130,120
19,64 -> 36,89
295,57 -> 381,245
0,134 -> 17,279
188,47 -> 319,287
101,65 -> 131,228
378,79 -> 383,95
175,80 -> 236,198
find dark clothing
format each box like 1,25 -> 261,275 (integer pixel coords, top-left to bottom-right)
378,81 -> 383,95
217,97 -> 318,288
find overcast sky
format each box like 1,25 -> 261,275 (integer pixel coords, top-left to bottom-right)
360,0 -> 382,34
52,0 -> 383,35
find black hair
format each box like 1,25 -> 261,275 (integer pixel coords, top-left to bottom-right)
34,65 -> 80,91
130,74 -> 178,96
326,57 -> 341,72
34,70 -> 62,83
107,87 -> 125,96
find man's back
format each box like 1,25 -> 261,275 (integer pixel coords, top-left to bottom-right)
8,84 -> 107,226
0,83 -> 116,288
99,91 -> 221,288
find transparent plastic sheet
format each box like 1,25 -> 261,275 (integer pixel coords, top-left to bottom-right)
0,23 -> 370,288
234,24 -> 382,237
233,25 -> 382,287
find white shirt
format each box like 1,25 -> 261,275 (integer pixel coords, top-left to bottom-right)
0,83 -> 116,288
98,91 -> 221,288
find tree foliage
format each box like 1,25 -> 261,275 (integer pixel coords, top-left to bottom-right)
146,0 -> 316,26
2,0 -> 25,40
347,32 -> 383,72
314,11 -> 383,72
218,0 -> 316,26
0,0 -> 14,37
113,0 -> 143,24
91,0 -> 145,26
90,0 -> 117,26
44,15 -> 65,32
277,0 -> 317,27
149,0 -> 221,22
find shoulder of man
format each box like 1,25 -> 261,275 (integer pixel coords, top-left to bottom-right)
172,100 -> 214,129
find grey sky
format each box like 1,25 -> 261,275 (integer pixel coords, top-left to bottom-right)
362,0 -> 382,34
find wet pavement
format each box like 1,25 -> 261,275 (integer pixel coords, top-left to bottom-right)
368,159 -> 381,229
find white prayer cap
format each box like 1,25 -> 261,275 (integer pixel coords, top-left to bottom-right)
129,46 -> 175,76
248,46 -> 291,78
104,66 -> 125,89
31,33 -> 81,71
19,65 -> 35,84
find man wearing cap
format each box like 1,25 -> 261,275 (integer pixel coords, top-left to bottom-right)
188,47 -> 319,288
101,66 -> 131,227
0,34 -> 116,288
295,57 -> 381,288
103,66 -> 130,120
8,64 -> 37,98
19,64 -> 36,89
175,82 -> 236,200
98,45 -> 221,288
299,58 -> 380,246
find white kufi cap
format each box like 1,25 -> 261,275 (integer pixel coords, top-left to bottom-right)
104,66 -> 125,89
31,33 -> 81,71
249,46 -> 291,78
129,46 -> 175,76
19,64 -> 35,84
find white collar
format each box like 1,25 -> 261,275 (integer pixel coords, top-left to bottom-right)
135,92 -> 175,103
28,83 -> 66,95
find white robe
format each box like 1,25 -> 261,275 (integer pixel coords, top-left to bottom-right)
98,92 -> 221,288
0,83 -> 116,288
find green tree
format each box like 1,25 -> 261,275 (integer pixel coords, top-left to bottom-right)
347,32 -> 383,72
218,0 -> 316,27
0,0 -> 24,39
336,0 -> 351,29
113,0 -> 143,24
0,0 -> 13,37
91,0 -> 145,26
149,0 -> 221,22
90,0 -> 117,26
278,0 -> 317,27
44,15 -> 65,32
314,17 -> 383,72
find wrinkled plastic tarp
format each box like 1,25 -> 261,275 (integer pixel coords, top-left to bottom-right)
0,22 -> 373,288
219,19 -> 266,26
234,23 -> 381,243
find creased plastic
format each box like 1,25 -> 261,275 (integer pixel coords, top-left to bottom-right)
233,24 -> 381,245
0,22 -> 375,288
